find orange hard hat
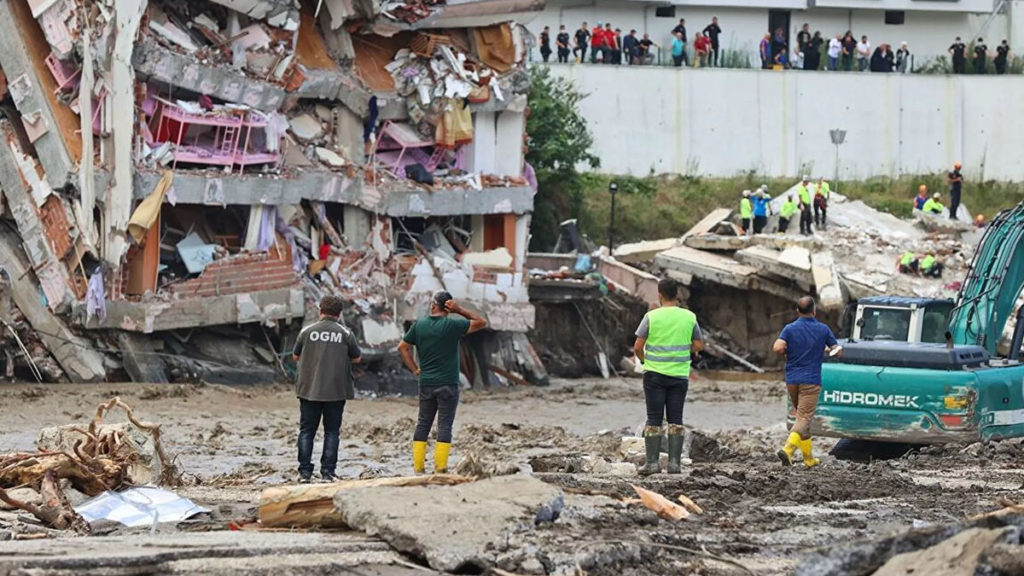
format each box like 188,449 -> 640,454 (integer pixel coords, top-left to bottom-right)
954,162 -> 962,169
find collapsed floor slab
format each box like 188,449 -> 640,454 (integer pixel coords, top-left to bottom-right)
333,474 -> 564,572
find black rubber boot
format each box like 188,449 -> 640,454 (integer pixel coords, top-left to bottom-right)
638,429 -> 662,476
667,425 -> 685,474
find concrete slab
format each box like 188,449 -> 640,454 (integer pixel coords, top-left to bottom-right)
73,287 -> 305,332
0,530 -> 412,574
683,208 -> 733,238
333,475 -> 564,573
134,169 -> 536,217
811,251 -> 845,310
597,257 -> 659,303
0,227 -> 105,382
734,246 -> 814,292
611,237 -> 680,264
655,245 -> 758,290
683,234 -> 751,252
132,39 -> 287,112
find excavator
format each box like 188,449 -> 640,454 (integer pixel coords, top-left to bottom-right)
804,200 -> 1024,444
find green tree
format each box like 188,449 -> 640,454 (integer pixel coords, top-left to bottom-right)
525,67 -> 599,250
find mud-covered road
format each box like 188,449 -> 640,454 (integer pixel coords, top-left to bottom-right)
1,376 -> 1021,575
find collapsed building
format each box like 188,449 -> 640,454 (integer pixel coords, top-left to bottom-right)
0,0 -> 547,388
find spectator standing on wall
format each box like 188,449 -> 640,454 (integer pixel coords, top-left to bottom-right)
672,19 -> 689,66
556,25 -> 570,63
623,30 -> 638,65
771,28 -> 787,67
760,33 -> 772,69
703,17 -> 722,67
869,44 -> 891,72
803,31 -> 823,70
949,37 -> 967,74
574,22 -> 589,63
841,31 -> 856,71
995,40 -> 1010,74
672,32 -> 686,67
605,24 -> 620,64
973,39 -> 988,74
895,41 -> 910,73
539,26 -> 552,62
694,32 -> 710,68
827,34 -> 842,70
590,21 -> 605,63
856,35 -> 871,71
796,23 -> 811,60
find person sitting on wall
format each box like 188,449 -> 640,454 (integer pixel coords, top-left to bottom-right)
922,193 -> 944,215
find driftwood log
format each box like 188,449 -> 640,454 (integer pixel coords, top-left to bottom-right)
259,474 -> 475,528
0,397 -> 177,533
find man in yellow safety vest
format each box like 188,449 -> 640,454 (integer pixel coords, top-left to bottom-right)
633,279 -> 705,475
797,176 -> 813,235
778,195 -> 798,233
739,190 -> 752,235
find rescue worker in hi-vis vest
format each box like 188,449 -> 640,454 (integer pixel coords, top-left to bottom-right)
632,278 -> 705,475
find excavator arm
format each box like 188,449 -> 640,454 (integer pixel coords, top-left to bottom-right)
948,201 -> 1024,356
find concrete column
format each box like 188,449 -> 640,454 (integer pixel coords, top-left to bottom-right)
343,205 -> 374,247
334,105 -> 365,165
1011,0 -> 1024,54
494,111 -> 525,177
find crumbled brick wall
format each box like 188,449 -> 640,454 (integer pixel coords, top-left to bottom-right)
172,252 -> 298,298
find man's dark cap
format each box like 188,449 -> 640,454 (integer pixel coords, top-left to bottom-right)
433,290 -> 453,309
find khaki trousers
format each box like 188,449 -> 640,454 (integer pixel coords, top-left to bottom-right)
787,384 -> 820,439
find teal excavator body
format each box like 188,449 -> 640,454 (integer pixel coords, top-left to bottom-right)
798,201 -> 1024,443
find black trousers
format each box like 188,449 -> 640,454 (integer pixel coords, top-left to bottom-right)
753,215 -> 767,234
574,45 -> 586,61
778,216 -> 790,233
800,206 -> 813,235
950,190 -> 961,220
644,371 -> 689,427
541,48 -> 551,62
953,59 -> 965,74
557,48 -> 569,63
741,218 -> 750,233
814,200 -> 827,227
414,385 -> 460,443
298,399 -> 346,477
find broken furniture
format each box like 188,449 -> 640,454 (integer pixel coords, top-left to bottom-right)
154,101 -> 242,170
373,121 -> 445,179
234,110 -> 281,174
44,53 -> 80,95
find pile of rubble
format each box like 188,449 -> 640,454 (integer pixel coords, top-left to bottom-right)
0,0 -> 545,387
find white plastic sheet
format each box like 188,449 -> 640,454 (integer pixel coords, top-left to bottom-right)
75,486 -> 209,528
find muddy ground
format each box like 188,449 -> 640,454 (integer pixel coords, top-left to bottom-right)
1,376 -> 1022,575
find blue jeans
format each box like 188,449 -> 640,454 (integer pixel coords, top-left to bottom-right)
828,56 -> 838,70
297,399 -> 345,477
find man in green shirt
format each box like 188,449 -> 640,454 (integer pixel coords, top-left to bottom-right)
399,290 -> 487,473
778,195 -> 798,233
739,190 -> 752,235
797,176 -> 813,235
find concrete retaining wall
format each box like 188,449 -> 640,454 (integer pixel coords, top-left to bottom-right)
548,65 -> 1024,181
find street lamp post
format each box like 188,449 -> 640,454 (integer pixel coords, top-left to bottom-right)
608,182 -> 619,252
830,129 -> 846,193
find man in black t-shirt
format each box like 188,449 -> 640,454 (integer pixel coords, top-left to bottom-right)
973,38 -> 988,74
703,17 -> 722,67
796,23 -> 811,56
995,39 -> 1010,74
637,33 -> 655,65
948,162 -> 963,220
949,36 -> 966,74
539,26 -> 552,62
574,22 -> 590,62
556,25 -> 571,63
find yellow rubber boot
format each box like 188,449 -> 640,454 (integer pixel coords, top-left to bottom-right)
799,438 -> 820,468
434,442 -> 451,474
412,441 -> 427,474
777,432 -> 801,466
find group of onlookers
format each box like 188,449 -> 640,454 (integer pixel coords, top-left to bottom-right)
536,18 -> 725,67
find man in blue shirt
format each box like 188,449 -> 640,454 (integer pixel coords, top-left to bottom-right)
772,297 -> 842,467
752,187 -> 772,234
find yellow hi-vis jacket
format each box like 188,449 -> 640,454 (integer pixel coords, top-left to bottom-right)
643,307 -> 698,378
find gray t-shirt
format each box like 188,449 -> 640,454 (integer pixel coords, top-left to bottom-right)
635,313 -> 704,340
293,319 -> 362,402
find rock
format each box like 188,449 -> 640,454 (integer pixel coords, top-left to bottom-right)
315,147 -> 346,167
874,527 -> 1014,576
520,556 -> 546,574
607,462 -> 637,477
289,114 -> 324,143
0,488 -> 39,511
619,436 -> 644,459
333,475 -> 565,572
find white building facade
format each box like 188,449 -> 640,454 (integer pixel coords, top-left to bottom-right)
529,0 -> 1024,69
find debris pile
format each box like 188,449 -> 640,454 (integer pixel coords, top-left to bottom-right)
0,397 -> 177,533
0,0 -> 545,386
